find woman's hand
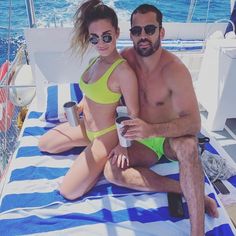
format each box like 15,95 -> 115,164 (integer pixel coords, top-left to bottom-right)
108,144 -> 129,169
76,103 -> 83,118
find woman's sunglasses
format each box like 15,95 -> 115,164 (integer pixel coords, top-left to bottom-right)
130,24 -> 160,37
89,34 -> 113,45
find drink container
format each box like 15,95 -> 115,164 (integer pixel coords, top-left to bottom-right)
115,116 -> 131,147
63,101 -> 79,127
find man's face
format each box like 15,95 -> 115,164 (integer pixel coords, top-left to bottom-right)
130,12 -> 162,57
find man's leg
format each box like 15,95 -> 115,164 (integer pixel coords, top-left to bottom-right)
104,138 -> 218,235
165,135 -> 204,236
104,141 -> 181,193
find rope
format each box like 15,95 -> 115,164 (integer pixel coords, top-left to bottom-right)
7,0 -> 12,62
2,0 -> 13,163
205,0 -> 211,23
201,150 -> 236,182
201,0 -> 212,51
215,18 -> 236,33
202,0 -> 211,40
187,0 -> 198,23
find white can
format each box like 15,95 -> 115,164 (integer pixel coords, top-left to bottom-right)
115,116 -> 131,147
116,106 -> 128,118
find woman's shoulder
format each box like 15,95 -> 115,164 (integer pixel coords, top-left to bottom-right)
113,58 -> 136,84
120,47 -> 135,60
117,56 -> 134,74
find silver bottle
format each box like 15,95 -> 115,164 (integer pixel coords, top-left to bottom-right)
63,101 -> 79,127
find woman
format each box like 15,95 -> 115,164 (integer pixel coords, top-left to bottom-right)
38,0 -> 139,200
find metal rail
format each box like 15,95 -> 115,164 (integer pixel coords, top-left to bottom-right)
25,0 -> 36,28
0,46 -> 33,177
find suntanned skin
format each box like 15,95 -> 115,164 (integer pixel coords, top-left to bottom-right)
38,19 -> 139,200
103,11 -> 219,236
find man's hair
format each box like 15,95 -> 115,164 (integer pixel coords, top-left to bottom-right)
130,4 -> 163,27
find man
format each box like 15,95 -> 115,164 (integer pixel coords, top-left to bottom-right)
104,4 -> 219,236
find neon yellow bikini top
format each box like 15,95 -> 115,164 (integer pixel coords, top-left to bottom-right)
79,57 -> 125,104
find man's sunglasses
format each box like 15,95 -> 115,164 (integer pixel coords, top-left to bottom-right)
130,24 -> 161,36
89,34 -> 113,45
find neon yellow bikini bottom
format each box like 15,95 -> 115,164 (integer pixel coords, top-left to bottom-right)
138,137 -> 165,160
86,126 -> 165,160
86,124 -> 117,142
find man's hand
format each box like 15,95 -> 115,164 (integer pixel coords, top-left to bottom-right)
108,144 -> 129,169
122,118 -> 153,140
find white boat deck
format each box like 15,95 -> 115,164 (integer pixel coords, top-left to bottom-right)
201,111 -> 236,163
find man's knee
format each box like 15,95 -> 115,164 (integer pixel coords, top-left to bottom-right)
171,136 -> 198,162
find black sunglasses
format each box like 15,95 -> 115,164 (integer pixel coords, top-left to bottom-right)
89,34 -> 113,45
130,24 -> 160,36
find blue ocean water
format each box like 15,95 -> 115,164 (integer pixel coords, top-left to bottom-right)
0,0 -> 231,65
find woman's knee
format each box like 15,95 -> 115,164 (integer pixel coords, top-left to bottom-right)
59,187 -> 75,201
39,133 -> 66,153
38,136 -> 50,152
59,185 -> 84,201
38,136 -> 57,153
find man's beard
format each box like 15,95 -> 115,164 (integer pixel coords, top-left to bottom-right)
134,36 -> 161,57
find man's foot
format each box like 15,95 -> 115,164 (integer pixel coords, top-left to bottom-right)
204,196 -> 219,218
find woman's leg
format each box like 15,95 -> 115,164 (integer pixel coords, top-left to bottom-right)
38,118 -> 90,153
59,129 -> 118,200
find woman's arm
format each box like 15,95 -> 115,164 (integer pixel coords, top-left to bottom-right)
118,62 -> 139,118
76,97 -> 84,116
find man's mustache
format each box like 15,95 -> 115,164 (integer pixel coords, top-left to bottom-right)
137,38 -> 152,45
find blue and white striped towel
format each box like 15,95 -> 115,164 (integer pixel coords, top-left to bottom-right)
0,113 -> 235,235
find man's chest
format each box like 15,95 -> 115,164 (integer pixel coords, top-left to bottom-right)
138,76 -> 171,107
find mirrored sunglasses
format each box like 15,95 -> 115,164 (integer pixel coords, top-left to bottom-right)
89,34 -> 113,45
130,24 -> 160,36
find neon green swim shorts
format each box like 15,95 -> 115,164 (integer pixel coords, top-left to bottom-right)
138,137 -> 165,160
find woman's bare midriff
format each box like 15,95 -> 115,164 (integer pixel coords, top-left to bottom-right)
83,97 -> 118,131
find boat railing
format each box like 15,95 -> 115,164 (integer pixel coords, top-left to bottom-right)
25,0 -> 36,28
0,44 -> 36,178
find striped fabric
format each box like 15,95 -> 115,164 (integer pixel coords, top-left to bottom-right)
117,39 -> 204,51
40,83 -> 83,123
0,108 -> 236,235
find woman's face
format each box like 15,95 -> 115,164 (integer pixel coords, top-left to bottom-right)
88,19 -> 119,57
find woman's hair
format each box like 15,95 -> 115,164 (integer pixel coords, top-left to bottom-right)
130,4 -> 163,28
71,0 -> 118,56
